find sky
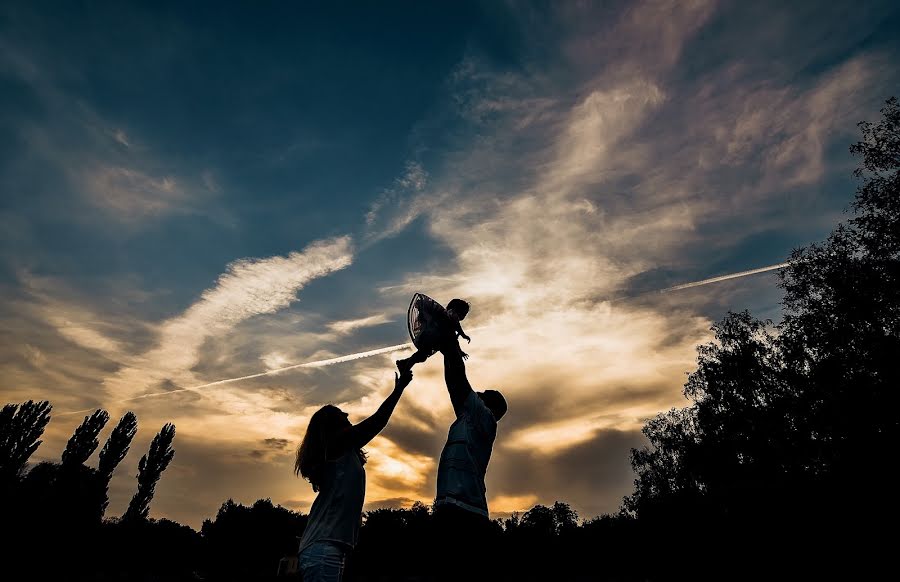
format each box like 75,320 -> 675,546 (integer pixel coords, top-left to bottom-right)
1,0 -> 898,529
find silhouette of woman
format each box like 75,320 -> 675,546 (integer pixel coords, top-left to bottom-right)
294,370 -> 413,582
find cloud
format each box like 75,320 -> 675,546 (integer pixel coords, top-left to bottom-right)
364,161 -> 436,244
351,0 -> 758,519
363,436 -> 434,498
262,437 -> 290,449
7,272 -> 163,382
249,437 -> 292,460
110,128 -> 131,148
491,494 -> 539,514
537,81 -> 666,199
364,497 -> 419,511
703,56 -> 874,190
327,313 -> 392,335
562,0 -> 717,76
45,315 -> 126,360
0,39 -> 228,229
102,236 -> 354,400
366,161 -> 428,225
261,351 -> 293,371
83,165 -> 184,219
371,7 -> 890,520
488,428 -> 648,519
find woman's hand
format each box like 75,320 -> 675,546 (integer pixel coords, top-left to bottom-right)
462,334 -> 471,344
395,370 -> 413,392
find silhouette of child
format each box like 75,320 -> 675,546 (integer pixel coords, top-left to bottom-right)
397,294 -> 471,374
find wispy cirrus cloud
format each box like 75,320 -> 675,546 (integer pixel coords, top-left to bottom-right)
102,236 -> 354,400
363,161 -> 438,244
328,313 -> 392,335
0,39 -> 228,230
716,56 -> 874,189
83,165 -> 185,219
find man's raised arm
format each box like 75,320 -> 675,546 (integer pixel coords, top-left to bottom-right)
441,346 -> 474,416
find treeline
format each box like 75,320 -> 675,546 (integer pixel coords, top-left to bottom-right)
0,398 -> 638,580
0,403 -> 184,578
622,97 -> 899,578
1,98 -> 898,580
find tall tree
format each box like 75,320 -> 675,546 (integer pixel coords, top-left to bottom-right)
777,95 -> 900,514
551,500 -> 579,533
625,98 -> 900,575
123,423 -> 176,522
848,96 -> 900,258
61,409 -> 110,469
34,408 -> 112,529
0,400 -> 52,483
97,411 -> 138,517
519,504 -> 556,537
98,412 -> 138,481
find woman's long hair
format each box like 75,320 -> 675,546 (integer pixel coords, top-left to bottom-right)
294,405 -> 366,492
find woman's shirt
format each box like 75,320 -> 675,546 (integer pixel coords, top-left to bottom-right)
298,450 -> 366,553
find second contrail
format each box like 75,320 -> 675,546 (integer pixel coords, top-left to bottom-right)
658,262 -> 790,293
58,261 -> 790,416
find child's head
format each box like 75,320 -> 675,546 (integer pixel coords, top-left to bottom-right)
446,298 -> 470,320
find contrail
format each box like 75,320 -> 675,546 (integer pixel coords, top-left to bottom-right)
658,262 -> 790,293
58,262 -> 790,416
57,342 -> 414,416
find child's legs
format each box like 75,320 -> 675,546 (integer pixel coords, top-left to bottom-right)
403,349 -> 430,366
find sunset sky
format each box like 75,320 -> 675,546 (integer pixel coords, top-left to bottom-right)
2,1 -> 898,528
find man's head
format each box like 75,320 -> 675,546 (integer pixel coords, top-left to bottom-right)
477,389 -> 507,421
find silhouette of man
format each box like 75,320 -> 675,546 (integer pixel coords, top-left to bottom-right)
433,346 -> 507,579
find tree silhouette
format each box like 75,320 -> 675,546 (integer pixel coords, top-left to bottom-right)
100,516 -> 203,580
0,400 -> 52,485
848,96 -> 899,256
123,423 -> 176,522
776,97 -> 900,567
1,404 -> 190,579
61,409 -> 109,469
99,411 -> 138,480
201,498 -> 308,579
10,408 -> 115,577
551,500 -> 579,534
520,503 -> 556,537
627,311 -> 793,527
97,411 -> 138,516
625,97 -> 900,578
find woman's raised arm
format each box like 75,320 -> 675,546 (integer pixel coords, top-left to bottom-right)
339,371 -> 413,450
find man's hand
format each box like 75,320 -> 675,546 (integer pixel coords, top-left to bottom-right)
460,350 -> 469,360
462,334 -> 471,344
395,370 -> 413,392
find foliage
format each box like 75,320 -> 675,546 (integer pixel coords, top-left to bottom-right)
0,400 -> 51,484
625,97 -> 900,576
61,409 -> 110,469
201,497 -> 308,579
98,411 -> 138,481
2,403 -> 183,579
123,422 -> 176,522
